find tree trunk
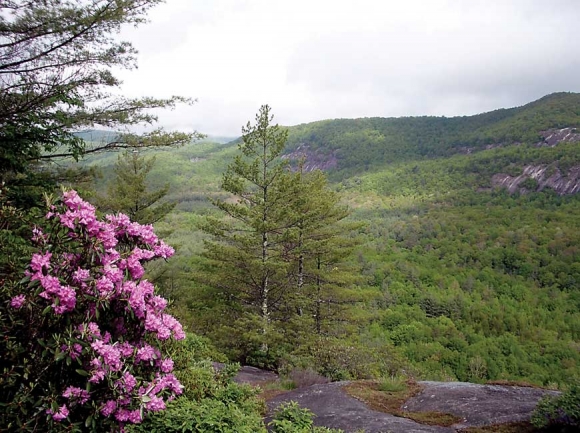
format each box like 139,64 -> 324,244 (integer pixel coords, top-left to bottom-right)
315,255 -> 322,335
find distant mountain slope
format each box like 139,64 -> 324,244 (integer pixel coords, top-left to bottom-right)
285,92 -> 580,176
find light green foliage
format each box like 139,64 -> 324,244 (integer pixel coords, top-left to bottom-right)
97,151 -> 175,224
128,334 -> 266,433
60,94 -> 580,387
531,383 -> 580,428
286,92 -> 580,177
270,402 -> 343,433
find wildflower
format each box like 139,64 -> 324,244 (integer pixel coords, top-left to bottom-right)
10,294 -> 25,309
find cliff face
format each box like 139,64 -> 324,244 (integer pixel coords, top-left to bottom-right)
282,144 -> 338,172
490,127 -> 580,195
535,127 -> 580,147
492,165 -> 580,195
284,127 -> 580,195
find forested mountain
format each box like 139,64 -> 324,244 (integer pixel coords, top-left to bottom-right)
283,92 -> 580,178
74,93 -> 580,388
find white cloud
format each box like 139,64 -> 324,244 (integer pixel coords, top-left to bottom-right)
114,0 -> 580,135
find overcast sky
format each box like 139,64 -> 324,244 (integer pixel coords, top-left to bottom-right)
116,0 -> 580,136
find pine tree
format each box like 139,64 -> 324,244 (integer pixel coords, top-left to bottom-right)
199,106 -> 363,359
200,105 -> 292,349
282,167 -> 362,336
0,0 -> 198,196
98,151 -> 175,225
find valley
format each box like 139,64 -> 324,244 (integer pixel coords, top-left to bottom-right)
76,93 -> 580,388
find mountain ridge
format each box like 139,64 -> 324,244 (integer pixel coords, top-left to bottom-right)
281,92 -> 580,178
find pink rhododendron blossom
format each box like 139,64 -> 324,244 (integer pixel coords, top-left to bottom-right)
101,400 -> 117,417
63,386 -> 90,404
154,242 -> 175,259
96,276 -> 115,297
160,359 -> 174,373
16,190 -> 184,428
47,404 -> 69,421
30,251 -> 52,272
72,268 -> 90,283
145,395 -> 165,411
136,344 -> 156,363
10,294 -> 26,309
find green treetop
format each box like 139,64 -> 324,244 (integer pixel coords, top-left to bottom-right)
0,0 -> 201,203
98,151 -> 175,225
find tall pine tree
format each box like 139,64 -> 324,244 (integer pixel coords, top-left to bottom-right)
199,106 -> 362,361
200,105 -> 292,351
281,167 -> 362,336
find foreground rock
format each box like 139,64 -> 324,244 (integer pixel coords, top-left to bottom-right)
405,381 -> 560,429
265,380 -> 559,432
266,382 -> 452,433
233,365 -> 279,385
213,362 -> 279,385
229,365 -> 558,432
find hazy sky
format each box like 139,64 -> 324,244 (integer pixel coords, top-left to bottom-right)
117,0 -> 580,136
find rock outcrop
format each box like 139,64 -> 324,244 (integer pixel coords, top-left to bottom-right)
282,144 -> 338,172
535,127 -> 580,147
491,164 -> 580,195
404,381 -> 559,430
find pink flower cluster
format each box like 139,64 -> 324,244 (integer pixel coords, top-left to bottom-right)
12,190 -> 185,427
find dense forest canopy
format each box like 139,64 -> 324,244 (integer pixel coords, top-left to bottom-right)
284,92 -> 580,178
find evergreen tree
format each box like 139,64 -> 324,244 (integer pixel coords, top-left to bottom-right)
0,0 -> 199,204
199,108 -> 363,360
200,105 -> 292,350
98,151 -> 175,225
282,167 -> 362,336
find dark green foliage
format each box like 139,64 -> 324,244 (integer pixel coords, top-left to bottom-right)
128,335 -> 266,433
0,0 -> 198,202
531,383 -> 580,429
96,151 -> 175,224
198,107 -> 362,363
199,105 -> 293,352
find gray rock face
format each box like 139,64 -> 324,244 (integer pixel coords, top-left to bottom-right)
492,164 -> 580,195
405,381 -> 560,429
536,127 -> 580,147
267,382 -> 452,433
233,365 -> 279,385
229,365 -> 559,432
282,144 -> 339,172
212,362 -> 279,385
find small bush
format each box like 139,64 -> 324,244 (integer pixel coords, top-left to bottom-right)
288,368 -> 330,389
377,377 -> 407,393
531,384 -> 580,429
269,401 -> 343,433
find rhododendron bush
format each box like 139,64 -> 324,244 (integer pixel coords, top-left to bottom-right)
0,190 -> 185,432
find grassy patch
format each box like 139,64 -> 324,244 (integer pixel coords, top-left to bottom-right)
257,380 -> 296,402
343,380 -> 462,427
